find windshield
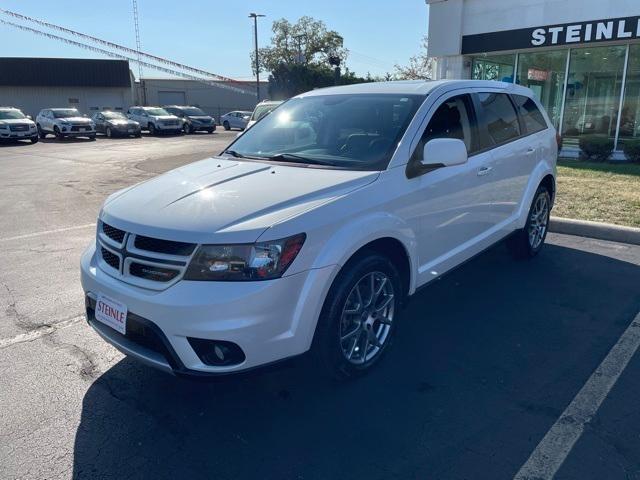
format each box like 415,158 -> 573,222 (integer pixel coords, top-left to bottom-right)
0,110 -> 26,120
226,94 -> 423,170
102,112 -> 128,120
251,103 -> 281,122
181,107 -> 206,116
53,109 -> 80,118
144,108 -> 170,116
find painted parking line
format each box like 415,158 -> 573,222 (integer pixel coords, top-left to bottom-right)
514,310 -> 640,480
0,223 -> 95,242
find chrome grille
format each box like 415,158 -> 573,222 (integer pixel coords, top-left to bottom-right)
95,221 -> 196,290
102,222 -> 125,244
134,235 -> 196,256
100,247 -> 120,271
9,124 -> 29,132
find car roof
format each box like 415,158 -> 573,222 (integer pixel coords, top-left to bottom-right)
50,107 -> 79,110
297,80 -> 533,98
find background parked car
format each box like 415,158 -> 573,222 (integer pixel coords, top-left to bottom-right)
0,107 -> 38,144
246,100 -> 283,129
126,106 -> 182,135
163,105 -> 216,134
220,110 -> 251,131
92,111 -> 141,138
36,108 -> 96,140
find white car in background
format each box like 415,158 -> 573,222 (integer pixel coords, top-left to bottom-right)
36,108 -> 96,140
220,110 -> 251,131
0,107 -> 38,143
246,100 -> 284,129
81,80 -> 557,379
126,106 -> 182,135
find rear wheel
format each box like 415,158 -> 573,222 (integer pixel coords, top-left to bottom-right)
312,252 -> 402,379
223,121 -> 230,131
508,185 -> 551,259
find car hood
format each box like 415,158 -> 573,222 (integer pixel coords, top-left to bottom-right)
0,118 -> 35,125
59,117 -> 92,123
109,120 -> 139,126
101,157 -> 378,244
151,115 -> 179,121
189,116 -> 213,122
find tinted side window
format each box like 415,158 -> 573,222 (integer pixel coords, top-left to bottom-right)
478,92 -> 520,145
513,94 -> 548,134
413,94 -> 476,160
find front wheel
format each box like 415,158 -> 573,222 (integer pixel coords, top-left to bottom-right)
311,252 -> 402,379
37,125 -> 46,139
148,123 -> 157,136
508,185 -> 551,259
30,136 -> 38,144
54,126 -> 64,140
223,121 -> 230,131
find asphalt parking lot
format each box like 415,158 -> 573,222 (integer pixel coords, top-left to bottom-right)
1,133 -> 640,480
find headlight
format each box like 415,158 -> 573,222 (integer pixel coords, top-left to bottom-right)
0,122 -> 8,129
184,233 -> 306,281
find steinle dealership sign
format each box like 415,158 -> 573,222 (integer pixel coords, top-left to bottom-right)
462,16 -> 640,54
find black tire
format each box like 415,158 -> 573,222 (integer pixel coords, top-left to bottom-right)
183,123 -> 192,134
507,184 -> 552,259
89,134 -> 96,141
207,127 -> 215,133
311,252 -> 403,380
223,121 -> 230,131
135,132 -> 142,138
30,136 -> 38,144
54,126 -> 64,140
148,123 -> 157,136
37,125 -> 46,139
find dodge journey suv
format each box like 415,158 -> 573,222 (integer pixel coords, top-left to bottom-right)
81,80 -> 557,378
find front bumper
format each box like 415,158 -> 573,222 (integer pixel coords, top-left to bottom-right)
0,131 -> 37,139
80,243 -> 334,375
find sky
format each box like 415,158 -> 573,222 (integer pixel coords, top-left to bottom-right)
0,1 -> 429,81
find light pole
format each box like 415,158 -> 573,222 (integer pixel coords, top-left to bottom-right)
249,13 -> 265,102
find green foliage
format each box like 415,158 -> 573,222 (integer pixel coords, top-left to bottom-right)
622,139 -> 640,163
251,16 -> 347,75
578,135 -> 614,162
267,64 -> 368,100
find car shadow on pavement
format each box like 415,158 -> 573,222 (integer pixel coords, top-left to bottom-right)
72,241 -> 640,480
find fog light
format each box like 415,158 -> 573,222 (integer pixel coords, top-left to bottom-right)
187,337 -> 246,366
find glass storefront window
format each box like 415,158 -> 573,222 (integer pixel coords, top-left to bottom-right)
516,50 -> 567,129
472,54 -> 516,82
561,46 -> 626,148
618,45 -> 640,147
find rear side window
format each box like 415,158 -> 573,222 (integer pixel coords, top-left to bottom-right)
413,94 -> 477,160
478,92 -> 520,145
513,94 -> 548,134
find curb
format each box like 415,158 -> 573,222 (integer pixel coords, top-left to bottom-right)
549,217 -> 640,246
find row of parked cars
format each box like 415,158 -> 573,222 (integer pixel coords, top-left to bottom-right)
0,101 -> 283,144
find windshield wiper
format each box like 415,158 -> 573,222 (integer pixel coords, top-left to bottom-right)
223,149 -> 245,158
266,153 -> 335,166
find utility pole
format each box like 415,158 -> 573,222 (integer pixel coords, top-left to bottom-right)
249,13 -> 265,102
132,0 -> 145,105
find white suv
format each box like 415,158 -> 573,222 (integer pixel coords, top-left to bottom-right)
81,80 -> 557,378
36,108 -> 96,140
0,107 -> 38,143
127,106 -> 182,135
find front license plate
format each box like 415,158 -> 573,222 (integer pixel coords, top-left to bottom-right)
128,129 -> 134,133
95,293 -> 127,335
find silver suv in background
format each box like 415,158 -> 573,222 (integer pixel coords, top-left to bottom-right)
126,107 -> 182,135
0,107 -> 38,144
246,100 -> 283,129
163,106 -> 216,134
36,108 -> 96,140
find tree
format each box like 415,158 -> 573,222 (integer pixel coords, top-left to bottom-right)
394,36 -> 434,80
251,16 -> 348,75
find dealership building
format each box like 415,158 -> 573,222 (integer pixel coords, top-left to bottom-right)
427,0 -> 640,156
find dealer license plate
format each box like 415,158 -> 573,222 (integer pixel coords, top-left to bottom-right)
94,293 -> 127,335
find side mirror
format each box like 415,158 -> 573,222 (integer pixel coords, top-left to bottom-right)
407,138 -> 468,179
422,138 -> 467,168
27,115 -> 32,120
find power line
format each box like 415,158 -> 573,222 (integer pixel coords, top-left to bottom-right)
0,19 -> 252,94
0,8 -> 243,86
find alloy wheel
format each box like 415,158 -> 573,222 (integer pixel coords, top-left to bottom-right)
339,271 -> 395,365
528,192 -> 549,250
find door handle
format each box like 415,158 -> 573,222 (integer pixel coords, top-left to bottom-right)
477,166 -> 493,176
526,147 -> 536,155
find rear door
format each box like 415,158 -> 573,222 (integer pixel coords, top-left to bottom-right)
472,90 -> 533,227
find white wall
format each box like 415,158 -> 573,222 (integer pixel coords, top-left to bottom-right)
428,0 -> 640,57
0,86 -> 134,118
